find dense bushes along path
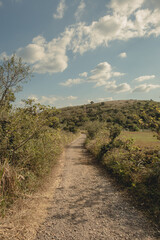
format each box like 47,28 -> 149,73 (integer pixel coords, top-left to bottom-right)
36,135 -> 158,240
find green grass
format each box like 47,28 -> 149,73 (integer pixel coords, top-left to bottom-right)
120,131 -> 160,148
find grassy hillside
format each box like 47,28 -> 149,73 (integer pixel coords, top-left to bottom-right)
58,100 -> 160,134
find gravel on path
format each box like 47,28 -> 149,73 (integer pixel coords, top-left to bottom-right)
35,134 -> 159,240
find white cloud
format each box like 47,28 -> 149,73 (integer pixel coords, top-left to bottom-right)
108,0 -> 145,15
135,75 -> 155,82
69,13 -> 138,54
28,94 -> 77,106
135,8 -> 160,36
88,62 -> 125,87
60,78 -> 84,86
32,35 -> 46,45
79,72 -> 88,77
16,36 -> 46,65
40,96 -> 58,105
119,52 -> 127,58
69,2 -> 160,54
2,0 -> 160,75
16,44 -> 45,64
33,30 -> 73,74
53,0 -> 66,19
0,1 -> 3,7
112,72 -> 125,77
66,96 -> 78,100
75,0 -> 86,21
133,84 -> 160,93
105,81 -> 131,93
97,97 -> 113,102
28,95 -> 39,102
60,61 -> 125,87
11,29 -> 74,74
28,95 -> 58,105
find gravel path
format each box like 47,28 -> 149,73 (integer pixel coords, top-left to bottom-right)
35,134 -> 159,240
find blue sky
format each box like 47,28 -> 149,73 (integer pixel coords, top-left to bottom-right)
0,0 -> 160,108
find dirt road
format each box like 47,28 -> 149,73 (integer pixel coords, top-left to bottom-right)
35,134 -> 158,240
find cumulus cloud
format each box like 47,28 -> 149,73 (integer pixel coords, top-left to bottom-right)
79,72 -> 88,77
53,0 -> 66,19
88,62 -> 125,87
75,0 -> 86,21
2,0 -> 160,74
16,44 -> 45,64
69,13 -> 137,54
60,78 -> 84,86
69,1 -> 160,54
33,30 -> 73,74
135,75 -> 155,82
133,84 -> 160,93
60,61 -> 125,87
119,52 -> 127,58
69,15 -> 126,54
108,0 -> 145,15
105,81 -> 131,93
11,29 -> 74,74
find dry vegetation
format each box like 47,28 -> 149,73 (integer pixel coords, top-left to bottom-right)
0,151 -> 65,240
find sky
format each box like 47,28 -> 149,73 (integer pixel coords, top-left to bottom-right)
0,0 -> 160,108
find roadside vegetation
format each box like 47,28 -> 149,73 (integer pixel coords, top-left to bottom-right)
57,99 -> 160,225
0,56 -> 76,216
0,56 -> 160,228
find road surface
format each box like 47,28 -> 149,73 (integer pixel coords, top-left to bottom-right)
35,134 -> 158,240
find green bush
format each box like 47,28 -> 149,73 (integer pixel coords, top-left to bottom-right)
86,132 -> 160,225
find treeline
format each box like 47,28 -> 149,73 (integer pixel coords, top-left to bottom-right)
0,57 -> 76,215
58,100 -> 160,134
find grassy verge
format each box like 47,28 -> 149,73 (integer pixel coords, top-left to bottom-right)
85,130 -> 160,226
0,128 -> 77,216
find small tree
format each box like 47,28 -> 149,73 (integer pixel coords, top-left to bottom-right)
0,55 -> 31,108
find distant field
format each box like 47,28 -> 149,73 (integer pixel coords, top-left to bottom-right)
120,131 -> 160,148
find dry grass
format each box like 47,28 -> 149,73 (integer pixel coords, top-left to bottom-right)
0,152 -> 65,240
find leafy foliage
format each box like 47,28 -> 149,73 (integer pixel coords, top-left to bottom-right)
0,57 -> 76,215
86,129 -> 160,225
58,100 -> 160,135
